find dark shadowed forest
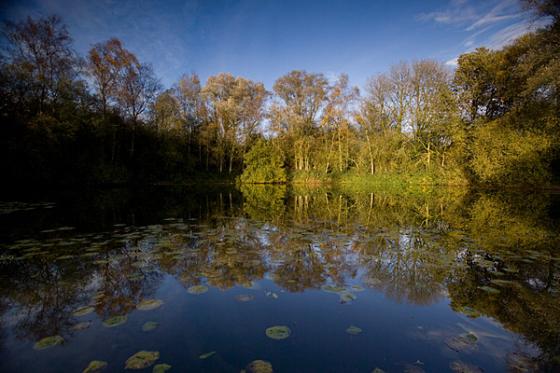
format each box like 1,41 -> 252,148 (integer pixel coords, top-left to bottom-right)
0,0 -> 559,187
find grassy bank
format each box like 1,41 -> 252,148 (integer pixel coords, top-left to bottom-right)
290,170 -> 469,191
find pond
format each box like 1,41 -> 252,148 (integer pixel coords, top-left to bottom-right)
0,185 -> 559,372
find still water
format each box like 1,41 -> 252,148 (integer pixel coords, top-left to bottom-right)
0,185 -> 559,372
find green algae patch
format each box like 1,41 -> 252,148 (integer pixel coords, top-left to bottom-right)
83,360 -> 107,373
265,325 -> 291,340
246,360 -> 273,373
125,351 -> 160,370
187,285 -> 208,295
103,315 -> 127,328
152,363 -> 172,373
346,325 -> 363,335
73,306 -> 95,317
199,351 -> 216,359
136,299 -> 163,311
34,335 -> 64,350
142,321 -> 159,332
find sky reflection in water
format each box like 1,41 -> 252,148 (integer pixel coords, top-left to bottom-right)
0,185 -> 559,372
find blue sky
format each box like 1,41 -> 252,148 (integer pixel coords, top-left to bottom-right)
0,0 -> 548,90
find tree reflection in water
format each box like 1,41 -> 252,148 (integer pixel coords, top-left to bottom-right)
0,185 -> 558,370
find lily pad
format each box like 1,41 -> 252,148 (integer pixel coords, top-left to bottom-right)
403,364 -> 426,373
103,315 -> 127,328
199,351 -> 216,359
507,352 -> 539,372
137,299 -> 163,311
71,321 -> 92,331
490,279 -> 517,287
371,369 -> 386,373
34,335 -> 64,350
450,360 -> 483,373
478,286 -> 500,294
346,325 -> 363,335
456,306 -> 480,318
265,291 -> 279,299
235,294 -> 255,302
127,273 -> 145,281
339,291 -> 357,303
142,321 -> 159,332
83,360 -> 107,373
187,285 -> 208,295
152,363 -> 172,373
73,306 -> 95,317
321,284 -> 346,293
445,332 -> 478,352
125,350 -> 160,370
265,325 -> 291,340
351,285 -> 365,292
246,360 -> 273,373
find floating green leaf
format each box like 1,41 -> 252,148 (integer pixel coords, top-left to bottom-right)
478,286 -> 500,294
137,299 -> 163,311
371,368 -> 386,373
445,332 -> 478,352
103,315 -> 127,328
83,360 -> 107,373
125,351 -> 160,370
346,325 -> 362,335
450,360 -> 483,373
490,279 -> 517,287
142,321 -> 159,332
456,306 -> 480,318
321,284 -> 346,293
199,351 -> 216,359
245,360 -> 273,373
187,285 -> 208,295
127,273 -> 144,281
152,363 -> 172,373
235,294 -> 254,302
71,321 -> 92,331
265,291 -> 279,299
339,291 -> 357,303
507,352 -> 538,372
73,306 -> 95,317
34,335 -> 64,350
265,325 -> 291,340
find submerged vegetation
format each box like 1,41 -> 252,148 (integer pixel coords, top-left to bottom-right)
0,1 -> 558,187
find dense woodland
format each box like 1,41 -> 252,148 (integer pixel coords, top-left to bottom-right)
1,0 -> 559,187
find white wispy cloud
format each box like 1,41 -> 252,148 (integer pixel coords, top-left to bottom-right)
486,17 -> 550,48
464,0 -> 520,30
418,0 -> 550,68
2,0 -> 198,88
445,57 -> 458,67
418,0 -> 521,30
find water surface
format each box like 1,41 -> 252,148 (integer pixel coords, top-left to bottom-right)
0,185 -> 559,372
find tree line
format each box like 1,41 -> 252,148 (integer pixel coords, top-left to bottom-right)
1,0 -> 558,186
